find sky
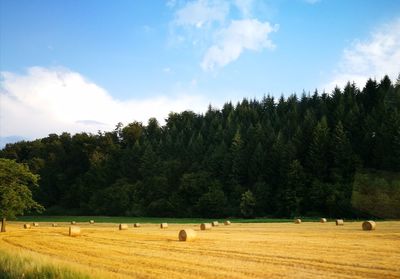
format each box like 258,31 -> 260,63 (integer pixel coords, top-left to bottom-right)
1,0 -> 400,144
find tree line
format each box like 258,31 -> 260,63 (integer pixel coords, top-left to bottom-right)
1,75 -> 400,218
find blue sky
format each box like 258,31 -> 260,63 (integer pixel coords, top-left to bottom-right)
1,0 -> 400,142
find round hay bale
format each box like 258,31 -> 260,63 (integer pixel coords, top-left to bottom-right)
52,223 -> 57,227
336,219 -> 344,226
160,223 -> 168,229
320,218 -> 327,223
32,222 -> 39,227
211,221 -> 219,227
24,224 -> 31,229
71,221 -> 76,225
362,220 -> 376,231
179,229 -> 197,241
89,220 -> 94,224
119,224 -> 128,230
69,226 -> 80,237
224,221 -> 231,225
200,223 -> 212,230
134,223 -> 141,228
294,219 -> 301,224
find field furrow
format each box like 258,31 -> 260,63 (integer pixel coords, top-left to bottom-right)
1,221 -> 399,278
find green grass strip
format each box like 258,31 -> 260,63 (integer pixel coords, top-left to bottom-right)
14,215 -> 324,223
0,249 -> 91,279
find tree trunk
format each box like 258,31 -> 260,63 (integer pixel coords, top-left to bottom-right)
1,217 -> 5,232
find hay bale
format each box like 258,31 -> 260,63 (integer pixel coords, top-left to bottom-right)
179,229 -> 197,241
320,218 -> 327,223
294,219 -> 301,224
134,223 -> 141,228
119,224 -> 128,230
32,222 -> 39,227
211,221 -> 219,227
336,219 -> 344,226
362,220 -> 376,231
52,223 -> 57,227
69,226 -> 80,237
24,224 -> 31,229
160,223 -> 168,229
89,220 -> 95,224
71,221 -> 76,225
200,223 -> 212,230
224,221 -> 231,225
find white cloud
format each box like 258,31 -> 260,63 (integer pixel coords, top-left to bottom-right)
174,0 -> 229,28
0,67 -> 209,139
326,18 -> 400,90
170,0 -> 279,71
233,0 -> 254,17
201,19 -> 278,71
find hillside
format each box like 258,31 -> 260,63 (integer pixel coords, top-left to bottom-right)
1,76 -> 400,218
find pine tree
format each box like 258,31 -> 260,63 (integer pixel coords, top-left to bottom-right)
308,117 -> 329,181
240,190 -> 256,218
278,160 -> 305,217
248,142 -> 264,186
330,121 -> 354,181
231,129 -> 245,185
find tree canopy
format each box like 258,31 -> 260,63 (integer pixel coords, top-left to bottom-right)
0,159 -> 44,219
1,75 -> 399,218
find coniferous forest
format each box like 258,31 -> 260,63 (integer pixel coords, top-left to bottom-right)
1,76 -> 400,218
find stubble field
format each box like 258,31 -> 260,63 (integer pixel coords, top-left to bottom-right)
1,221 -> 399,278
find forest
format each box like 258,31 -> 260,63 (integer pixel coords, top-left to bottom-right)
1,76 -> 400,218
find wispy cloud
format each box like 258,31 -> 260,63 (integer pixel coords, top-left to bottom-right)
163,67 -> 173,74
325,18 -> 400,90
201,19 -> 278,71
171,0 -> 278,71
174,0 -> 229,28
234,0 -> 254,17
75,120 -> 107,126
0,67 -> 210,139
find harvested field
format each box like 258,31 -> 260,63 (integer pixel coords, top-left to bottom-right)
1,221 -> 399,278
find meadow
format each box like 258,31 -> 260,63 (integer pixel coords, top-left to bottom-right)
1,220 -> 399,278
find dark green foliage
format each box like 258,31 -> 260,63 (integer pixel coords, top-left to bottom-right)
308,117 -> 330,181
352,171 -> 400,218
196,182 -> 227,218
240,190 -> 256,218
1,75 -> 399,218
278,160 -> 305,217
0,159 -> 44,219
